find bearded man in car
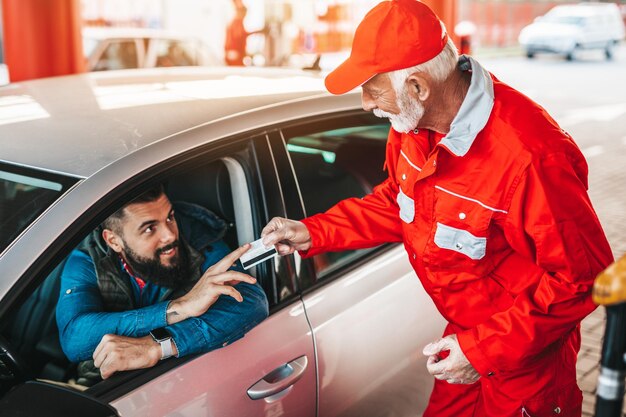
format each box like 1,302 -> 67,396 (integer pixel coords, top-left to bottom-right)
57,184 -> 268,385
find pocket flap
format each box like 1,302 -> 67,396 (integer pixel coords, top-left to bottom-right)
397,188 -> 415,224
434,222 -> 486,260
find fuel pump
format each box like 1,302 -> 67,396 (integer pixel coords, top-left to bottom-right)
593,254 -> 626,417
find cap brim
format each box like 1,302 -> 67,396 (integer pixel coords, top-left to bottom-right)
324,57 -> 376,95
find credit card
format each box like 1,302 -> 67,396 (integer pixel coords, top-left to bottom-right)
240,238 -> 278,270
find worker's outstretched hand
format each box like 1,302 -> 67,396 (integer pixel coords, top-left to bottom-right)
261,217 -> 312,255
423,334 -> 480,384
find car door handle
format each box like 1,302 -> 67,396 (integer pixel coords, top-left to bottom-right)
247,355 -> 308,400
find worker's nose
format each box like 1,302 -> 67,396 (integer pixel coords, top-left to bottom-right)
361,90 -> 377,112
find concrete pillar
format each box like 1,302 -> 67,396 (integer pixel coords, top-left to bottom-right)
1,0 -> 85,82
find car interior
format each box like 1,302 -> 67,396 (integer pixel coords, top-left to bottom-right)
0,121 -> 390,397
286,124 -> 388,278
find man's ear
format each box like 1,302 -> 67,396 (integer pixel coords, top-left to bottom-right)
102,228 -> 124,253
406,72 -> 430,102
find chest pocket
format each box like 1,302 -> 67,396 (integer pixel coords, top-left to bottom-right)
397,188 -> 415,223
424,186 -> 499,271
434,222 -> 486,260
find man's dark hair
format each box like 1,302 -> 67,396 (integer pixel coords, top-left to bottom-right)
102,184 -> 166,234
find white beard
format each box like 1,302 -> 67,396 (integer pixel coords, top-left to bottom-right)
372,86 -> 425,134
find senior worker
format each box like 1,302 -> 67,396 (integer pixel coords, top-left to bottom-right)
57,185 -> 268,384
261,0 -> 613,416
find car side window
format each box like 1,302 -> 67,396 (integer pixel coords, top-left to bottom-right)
0,148 -> 276,393
94,40 -> 139,71
0,164 -> 76,254
283,116 -> 390,283
154,40 -> 196,67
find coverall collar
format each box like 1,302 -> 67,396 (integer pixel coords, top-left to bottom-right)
439,55 -> 494,157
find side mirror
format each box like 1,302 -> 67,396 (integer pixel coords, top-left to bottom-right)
0,381 -> 120,417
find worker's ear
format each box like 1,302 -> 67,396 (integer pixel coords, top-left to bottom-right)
102,228 -> 124,253
406,72 -> 430,102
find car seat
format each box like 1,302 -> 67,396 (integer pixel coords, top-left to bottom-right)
165,160 -> 238,250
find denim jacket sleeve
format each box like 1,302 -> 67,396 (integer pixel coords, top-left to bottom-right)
164,240 -> 269,357
56,250 -> 169,362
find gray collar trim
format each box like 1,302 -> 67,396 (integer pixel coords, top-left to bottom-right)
439,55 -> 494,157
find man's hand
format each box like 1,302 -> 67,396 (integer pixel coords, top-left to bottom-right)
261,217 -> 312,255
423,334 -> 480,384
93,334 -> 164,379
166,244 -> 257,324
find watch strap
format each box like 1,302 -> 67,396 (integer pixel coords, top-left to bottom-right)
158,338 -> 174,360
150,328 -> 174,360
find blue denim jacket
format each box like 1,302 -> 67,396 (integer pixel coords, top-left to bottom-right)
56,202 -> 268,362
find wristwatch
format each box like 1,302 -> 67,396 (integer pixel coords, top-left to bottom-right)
149,327 -> 174,360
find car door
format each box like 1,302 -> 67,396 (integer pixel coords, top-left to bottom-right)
0,134 -> 317,416
109,134 -> 317,417
278,112 -> 447,417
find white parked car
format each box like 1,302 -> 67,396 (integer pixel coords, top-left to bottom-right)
83,27 -> 220,71
518,3 -> 625,60
0,67 -> 445,416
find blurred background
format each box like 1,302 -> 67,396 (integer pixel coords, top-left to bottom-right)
1,0 -> 625,82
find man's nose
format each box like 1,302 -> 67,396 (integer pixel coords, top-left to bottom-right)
160,223 -> 177,243
361,90 -> 377,112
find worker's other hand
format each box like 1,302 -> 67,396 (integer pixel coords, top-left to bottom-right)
423,334 -> 480,384
261,217 -> 311,255
93,334 -> 163,379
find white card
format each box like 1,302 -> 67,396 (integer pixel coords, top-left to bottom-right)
240,238 -> 278,270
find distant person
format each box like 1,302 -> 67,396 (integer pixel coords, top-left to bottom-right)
225,5 -> 251,66
261,1 -> 613,416
57,185 -> 268,385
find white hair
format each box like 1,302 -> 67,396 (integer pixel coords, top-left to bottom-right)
388,37 -> 459,91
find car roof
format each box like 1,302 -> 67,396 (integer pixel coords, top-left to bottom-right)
82,26 -> 195,40
0,67 -> 333,178
549,3 -> 620,16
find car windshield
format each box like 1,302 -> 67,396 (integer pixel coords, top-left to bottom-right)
543,14 -> 586,26
0,164 -> 76,254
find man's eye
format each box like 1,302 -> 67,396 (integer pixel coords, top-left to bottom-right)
144,226 -> 153,234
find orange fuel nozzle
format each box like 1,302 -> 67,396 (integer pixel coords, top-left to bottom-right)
593,254 -> 626,306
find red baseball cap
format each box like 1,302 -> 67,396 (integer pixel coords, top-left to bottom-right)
325,0 -> 448,95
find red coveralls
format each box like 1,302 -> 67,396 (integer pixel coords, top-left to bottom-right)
301,56 -> 613,416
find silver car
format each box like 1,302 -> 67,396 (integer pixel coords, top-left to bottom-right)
518,3 -> 625,60
0,67 -> 445,416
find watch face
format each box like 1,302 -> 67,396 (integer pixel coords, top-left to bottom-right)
150,327 -> 172,342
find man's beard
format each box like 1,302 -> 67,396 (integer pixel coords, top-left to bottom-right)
373,84 -> 425,133
122,240 -> 192,288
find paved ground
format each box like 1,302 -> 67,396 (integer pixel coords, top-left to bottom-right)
478,44 -> 626,416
